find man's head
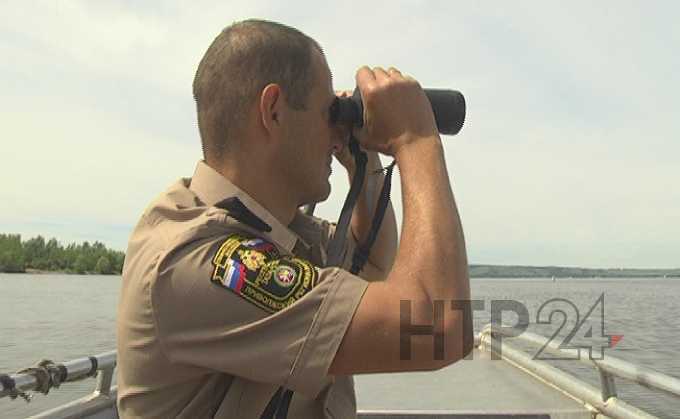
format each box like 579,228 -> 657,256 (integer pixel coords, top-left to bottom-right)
193,19 -> 345,206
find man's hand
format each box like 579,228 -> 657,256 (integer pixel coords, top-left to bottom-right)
353,66 -> 438,157
332,89 -> 397,279
333,90 -> 357,175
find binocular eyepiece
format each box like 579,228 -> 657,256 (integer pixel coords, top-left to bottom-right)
330,87 -> 466,136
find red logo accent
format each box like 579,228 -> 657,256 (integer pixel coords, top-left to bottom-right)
610,335 -> 624,348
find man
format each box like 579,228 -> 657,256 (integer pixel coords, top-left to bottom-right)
117,19 -> 472,418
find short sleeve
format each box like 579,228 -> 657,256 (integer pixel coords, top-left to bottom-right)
150,232 -> 368,398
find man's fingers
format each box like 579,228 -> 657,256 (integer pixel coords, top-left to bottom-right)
356,65 -> 406,88
356,66 -> 376,88
335,90 -> 353,98
372,66 -> 389,81
387,67 -> 403,78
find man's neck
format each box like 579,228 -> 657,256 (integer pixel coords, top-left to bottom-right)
213,159 -> 298,227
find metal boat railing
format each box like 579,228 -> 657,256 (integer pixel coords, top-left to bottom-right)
2,325 -> 680,418
0,351 -> 116,401
479,324 -> 680,419
0,351 -> 117,419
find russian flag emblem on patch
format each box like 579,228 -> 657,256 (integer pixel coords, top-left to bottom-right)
224,259 -> 245,293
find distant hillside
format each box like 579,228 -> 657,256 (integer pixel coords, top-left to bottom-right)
3,233 -> 677,279
469,264 -> 680,278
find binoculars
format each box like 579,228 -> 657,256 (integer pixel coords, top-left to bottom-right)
330,87 -> 466,136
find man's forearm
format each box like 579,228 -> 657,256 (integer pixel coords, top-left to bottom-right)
393,136 -> 469,304
349,152 -> 398,276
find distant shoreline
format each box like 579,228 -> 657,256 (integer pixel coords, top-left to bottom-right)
2,265 -> 679,278
468,264 -> 680,278
0,233 -> 124,275
26,268 -> 68,274
0,268 -> 119,275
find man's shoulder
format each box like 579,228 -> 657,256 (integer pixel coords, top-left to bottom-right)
124,179 -> 256,275
138,178 -> 196,228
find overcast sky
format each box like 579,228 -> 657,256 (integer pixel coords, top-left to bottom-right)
1,1 -> 678,268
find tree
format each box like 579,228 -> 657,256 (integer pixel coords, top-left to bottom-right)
94,256 -> 113,275
0,234 -> 126,274
108,250 -> 126,273
64,243 -> 78,270
24,235 -> 47,269
45,238 -> 64,270
0,234 -> 25,273
73,254 -> 88,274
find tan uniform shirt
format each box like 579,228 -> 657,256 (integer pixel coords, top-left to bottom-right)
117,161 -> 369,418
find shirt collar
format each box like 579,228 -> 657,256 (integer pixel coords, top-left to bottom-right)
189,160 -> 301,253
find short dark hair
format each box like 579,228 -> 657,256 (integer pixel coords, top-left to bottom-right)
193,19 -> 321,164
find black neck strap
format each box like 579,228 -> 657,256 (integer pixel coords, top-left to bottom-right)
326,136 -> 368,267
350,158 -> 396,274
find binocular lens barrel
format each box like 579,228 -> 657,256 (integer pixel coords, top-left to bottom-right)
333,88 -> 466,136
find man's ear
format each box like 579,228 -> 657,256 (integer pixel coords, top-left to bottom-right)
260,84 -> 283,135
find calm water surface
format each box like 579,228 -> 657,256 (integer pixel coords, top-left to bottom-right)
1,275 -> 678,418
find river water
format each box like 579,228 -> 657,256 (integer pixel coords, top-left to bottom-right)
1,274 -> 678,418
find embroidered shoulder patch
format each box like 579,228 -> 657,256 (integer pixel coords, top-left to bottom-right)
211,234 -> 319,313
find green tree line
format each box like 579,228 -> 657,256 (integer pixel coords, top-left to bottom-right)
0,234 -> 125,274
